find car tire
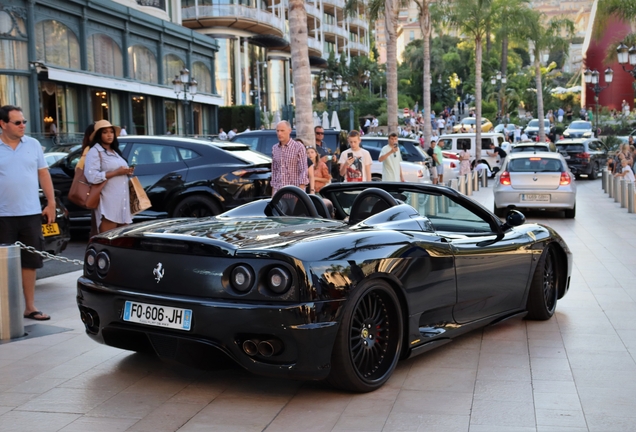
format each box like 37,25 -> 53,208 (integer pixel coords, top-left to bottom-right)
494,206 -> 505,218
172,195 -> 221,218
327,279 -> 403,392
372,174 -> 382,182
589,164 -> 598,180
526,246 -> 559,320
564,205 -> 576,219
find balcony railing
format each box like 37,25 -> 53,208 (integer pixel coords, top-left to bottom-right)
348,40 -> 369,53
182,5 -> 285,32
347,16 -> 368,29
137,0 -> 165,10
321,0 -> 345,10
307,36 -> 322,53
305,3 -> 321,20
323,23 -> 348,40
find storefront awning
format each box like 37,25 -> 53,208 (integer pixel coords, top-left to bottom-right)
46,67 -> 224,106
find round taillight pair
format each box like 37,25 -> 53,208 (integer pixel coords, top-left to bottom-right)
229,265 -> 291,295
85,248 -> 110,277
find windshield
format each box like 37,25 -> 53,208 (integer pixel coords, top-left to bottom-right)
223,147 -> 272,165
528,119 -> 550,127
569,122 -> 592,130
461,118 -> 476,125
510,145 -> 550,153
508,157 -> 564,172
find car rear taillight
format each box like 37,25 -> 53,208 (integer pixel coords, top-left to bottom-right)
449,162 -> 457,168
575,152 -> 590,160
560,172 -> 571,185
417,169 -> 424,178
500,171 -> 511,185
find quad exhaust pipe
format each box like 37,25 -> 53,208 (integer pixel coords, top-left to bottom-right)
242,338 -> 283,357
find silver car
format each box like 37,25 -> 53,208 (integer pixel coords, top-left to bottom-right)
371,160 -> 431,183
493,152 -> 576,218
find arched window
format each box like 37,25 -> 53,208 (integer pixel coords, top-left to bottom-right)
87,34 -> 124,77
163,54 -> 185,86
128,45 -> 158,83
0,10 -> 28,70
35,20 -> 80,69
193,61 -> 212,94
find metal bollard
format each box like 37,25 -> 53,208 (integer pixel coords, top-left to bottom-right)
437,195 -> 449,213
473,171 -> 479,192
426,193 -> 437,216
615,177 -> 621,203
449,178 -> 459,191
481,171 -> 488,187
0,245 -> 25,340
466,172 -> 473,196
628,182 -> 635,214
458,175 -> 466,194
621,179 -> 628,208
608,174 -> 614,198
602,169 -> 607,192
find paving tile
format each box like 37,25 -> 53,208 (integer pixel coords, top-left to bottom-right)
127,401 -> 208,432
534,392 -> 583,411
383,412 -> 470,432
473,379 -> 533,403
535,408 -> 587,429
16,387 -> 116,414
85,391 -> 172,419
476,365 -> 531,382
402,367 -> 477,393
390,390 -> 473,416
469,399 -> 536,427
532,380 -> 578,394
58,416 -> 138,432
586,413 -> 636,431
0,410 -> 80,432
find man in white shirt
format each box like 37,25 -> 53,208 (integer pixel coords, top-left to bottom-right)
119,126 -> 128,136
364,118 -> 371,134
521,131 -> 529,141
218,128 -> 228,140
378,133 -> 404,182
339,130 -> 372,182
371,116 -> 379,134
227,128 -> 238,139
437,117 -> 445,135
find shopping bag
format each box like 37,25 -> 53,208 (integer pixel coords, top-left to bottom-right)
129,176 -> 151,215
68,168 -> 106,209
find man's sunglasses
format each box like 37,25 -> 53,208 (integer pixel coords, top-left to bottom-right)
6,120 -> 28,126
315,132 -> 324,135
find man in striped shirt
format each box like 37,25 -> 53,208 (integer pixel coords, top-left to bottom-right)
271,121 -> 308,195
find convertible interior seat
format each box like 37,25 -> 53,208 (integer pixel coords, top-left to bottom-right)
348,188 -> 400,225
266,186 -> 320,218
309,194 -> 331,219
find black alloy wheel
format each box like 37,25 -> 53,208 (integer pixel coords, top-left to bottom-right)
589,163 -> 598,180
327,280 -> 403,392
172,195 -> 221,218
526,246 -> 559,320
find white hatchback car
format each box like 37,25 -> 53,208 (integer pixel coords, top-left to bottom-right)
493,152 -> 576,218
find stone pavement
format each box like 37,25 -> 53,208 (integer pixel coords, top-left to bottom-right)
1,180 -> 635,432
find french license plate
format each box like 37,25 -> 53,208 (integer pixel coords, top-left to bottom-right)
123,301 -> 192,331
522,194 -> 550,202
42,223 -> 60,237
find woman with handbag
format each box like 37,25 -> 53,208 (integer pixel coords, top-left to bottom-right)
84,120 -> 135,233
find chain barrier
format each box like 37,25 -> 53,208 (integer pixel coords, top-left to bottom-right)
14,241 -> 84,266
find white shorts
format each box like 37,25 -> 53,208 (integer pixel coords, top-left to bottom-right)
429,166 -> 438,179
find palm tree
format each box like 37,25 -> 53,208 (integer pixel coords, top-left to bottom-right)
446,0 -> 493,161
289,0 -> 315,146
346,0 -> 407,134
523,12 -> 574,142
491,0 -> 531,80
413,0 -> 436,147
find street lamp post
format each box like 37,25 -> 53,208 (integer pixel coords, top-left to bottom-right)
490,71 -> 507,122
319,73 -> 351,130
172,68 -> 197,136
584,67 -> 613,135
617,43 -> 636,80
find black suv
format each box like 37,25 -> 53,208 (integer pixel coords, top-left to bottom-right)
555,138 -> 607,179
49,136 -> 272,227
230,129 -> 346,157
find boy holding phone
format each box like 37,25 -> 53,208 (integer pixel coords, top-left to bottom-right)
339,130 -> 372,182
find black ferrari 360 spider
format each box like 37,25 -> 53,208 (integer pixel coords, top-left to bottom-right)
76,182 -> 572,392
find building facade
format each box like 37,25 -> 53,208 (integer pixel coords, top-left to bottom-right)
181,0 -> 371,116
0,0 -> 222,147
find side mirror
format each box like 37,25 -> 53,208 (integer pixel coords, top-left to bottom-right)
505,209 -> 526,227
